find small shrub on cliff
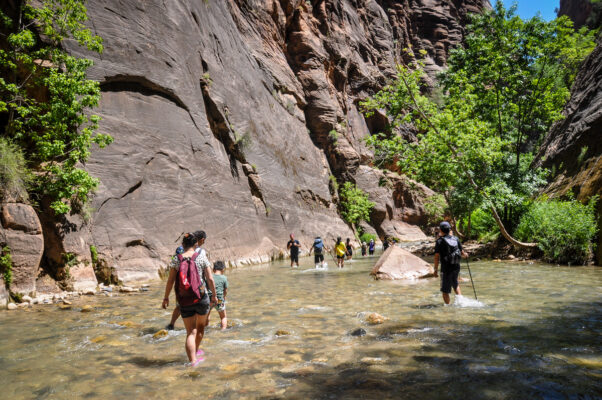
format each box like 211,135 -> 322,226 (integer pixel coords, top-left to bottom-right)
0,138 -> 30,202
515,197 -> 599,264
423,194 -> 447,225
339,182 -> 374,227
0,246 -> 13,288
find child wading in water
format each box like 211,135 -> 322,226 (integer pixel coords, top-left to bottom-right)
335,237 -> 347,268
208,261 -> 229,330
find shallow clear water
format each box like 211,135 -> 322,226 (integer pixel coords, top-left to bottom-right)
1,253 -> 601,399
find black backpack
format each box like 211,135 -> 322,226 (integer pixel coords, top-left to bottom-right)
442,236 -> 462,265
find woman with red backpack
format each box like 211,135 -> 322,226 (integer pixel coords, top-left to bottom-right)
162,233 -> 217,367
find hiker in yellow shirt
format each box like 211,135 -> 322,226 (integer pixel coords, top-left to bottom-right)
334,237 -> 347,268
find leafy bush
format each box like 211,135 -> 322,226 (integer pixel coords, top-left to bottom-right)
0,139 -> 30,202
423,194 -> 447,225
90,245 -> 98,265
339,182 -> 375,226
461,208 -> 499,242
359,233 -> 377,244
515,197 -> 598,264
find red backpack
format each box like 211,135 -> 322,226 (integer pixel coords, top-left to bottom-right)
175,253 -> 204,307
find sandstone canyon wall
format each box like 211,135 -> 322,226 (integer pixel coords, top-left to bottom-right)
3,0 -> 489,291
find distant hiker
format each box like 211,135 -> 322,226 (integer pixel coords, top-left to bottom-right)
162,233 -> 217,367
334,237 -> 347,268
287,234 -> 301,268
368,239 -> 375,255
433,221 -> 468,305
345,238 -> 353,260
383,236 -> 390,251
207,261 -> 228,330
361,242 -> 367,257
309,236 -> 326,268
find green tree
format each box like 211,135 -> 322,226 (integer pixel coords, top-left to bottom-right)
0,0 -> 112,214
339,182 -> 375,228
362,2 -> 596,247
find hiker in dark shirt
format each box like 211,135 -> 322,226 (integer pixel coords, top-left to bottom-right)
433,221 -> 468,305
287,233 -> 301,268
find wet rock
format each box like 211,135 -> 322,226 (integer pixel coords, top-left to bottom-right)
371,246 -> 433,280
57,304 -> 71,310
83,289 -> 96,296
275,330 -> 291,337
152,329 -> 168,339
7,303 -> 17,310
0,279 -> 7,308
119,286 -> 136,293
21,295 -> 32,303
81,305 -> 93,312
350,328 -> 367,337
116,321 -> 141,329
100,286 -> 113,292
360,357 -> 385,365
62,299 -> 72,305
366,313 -> 388,325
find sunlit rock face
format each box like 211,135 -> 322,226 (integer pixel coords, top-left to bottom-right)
52,0 -> 487,282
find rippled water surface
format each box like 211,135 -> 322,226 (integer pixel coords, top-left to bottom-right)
1,253 -> 601,399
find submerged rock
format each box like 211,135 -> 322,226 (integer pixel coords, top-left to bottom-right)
275,330 -> 291,337
81,305 -> 93,312
371,246 -> 433,280
350,328 -> 367,337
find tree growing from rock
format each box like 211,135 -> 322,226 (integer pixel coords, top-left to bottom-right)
0,0 -> 112,214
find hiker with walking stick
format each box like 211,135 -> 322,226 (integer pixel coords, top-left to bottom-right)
433,221 -> 468,305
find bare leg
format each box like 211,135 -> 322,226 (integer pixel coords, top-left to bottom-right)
218,310 -> 227,330
454,285 -> 462,296
442,292 -> 451,304
169,306 -> 180,327
182,315 -> 198,362
195,313 -> 208,352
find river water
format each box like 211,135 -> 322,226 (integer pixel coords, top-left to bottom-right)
1,253 -> 601,399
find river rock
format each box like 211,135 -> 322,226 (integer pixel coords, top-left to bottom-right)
371,246 -> 434,280
119,286 -> 136,293
366,313 -> 388,325
0,279 -> 7,308
7,302 -> 17,310
62,299 -> 72,305
0,203 -> 44,295
275,330 -> 291,337
15,0 -> 487,285
21,295 -> 32,303
81,305 -> 93,312
152,329 -> 168,339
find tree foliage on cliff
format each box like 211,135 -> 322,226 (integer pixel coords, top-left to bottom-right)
362,1 -> 596,250
0,0 -> 112,214
339,182 -> 374,228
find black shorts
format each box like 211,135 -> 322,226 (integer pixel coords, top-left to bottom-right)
291,253 -> 299,264
369,249 -> 374,255
180,294 -> 210,318
314,254 -> 324,264
440,268 -> 460,294
347,249 -> 353,256
337,255 -> 345,260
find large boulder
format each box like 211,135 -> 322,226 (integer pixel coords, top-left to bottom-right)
371,246 -> 433,280
0,277 -> 8,308
0,203 -> 44,295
